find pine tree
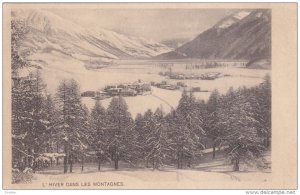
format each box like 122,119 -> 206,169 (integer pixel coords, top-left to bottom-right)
144,108 -> 172,169
77,105 -> 91,172
12,77 -> 31,170
204,89 -> 223,159
134,112 -> 148,167
13,69 -> 49,170
238,75 -> 271,150
90,100 -> 108,171
55,80 -> 69,173
11,18 -> 32,170
256,74 -> 271,148
11,19 -> 29,71
169,90 -> 204,169
55,79 -> 89,173
42,94 -> 59,166
29,70 -> 49,170
140,109 -> 155,167
43,94 -> 57,152
106,96 -> 134,169
221,89 -> 264,171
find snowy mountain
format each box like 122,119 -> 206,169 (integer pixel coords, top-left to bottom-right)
156,10 -> 271,63
12,9 -> 172,68
215,10 -> 251,29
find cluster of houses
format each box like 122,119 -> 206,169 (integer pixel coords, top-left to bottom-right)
150,81 -> 205,93
151,81 -> 180,90
81,79 -> 209,100
159,71 -> 222,80
185,61 -> 247,69
81,80 -> 152,100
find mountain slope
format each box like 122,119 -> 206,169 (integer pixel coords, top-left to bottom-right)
161,38 -> 190,49
13,9 -> 172,67
157,10 -> 271,61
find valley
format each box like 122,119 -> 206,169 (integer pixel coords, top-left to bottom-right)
37,58 -> 270,117
10,7 -> 273,185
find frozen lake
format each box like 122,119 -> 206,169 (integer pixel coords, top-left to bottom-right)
40,58 -> 270,117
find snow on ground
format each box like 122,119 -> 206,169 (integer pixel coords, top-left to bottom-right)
17,148 -> 271,188
36,59 -> 270,117
82,87 -> 181,118
26,163 -> 271,189
233,11 -> 251,20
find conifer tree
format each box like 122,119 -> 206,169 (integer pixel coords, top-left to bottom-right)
221,89 -> 264,171
169,90 -> 204,169
55,79 -> 89,173
106,96 -> 134,169
90,100 -> 108,171
204,89 -> 223,159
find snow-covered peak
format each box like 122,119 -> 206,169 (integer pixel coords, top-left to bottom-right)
218,18 -> 237,29
256,12 -> 263,18
12,9 -> 172,61
15,9 -> 87,35
216,10 -> 252,29
233,11 -> 251,20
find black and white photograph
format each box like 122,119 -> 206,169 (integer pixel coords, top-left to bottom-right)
2,3 -> 297,190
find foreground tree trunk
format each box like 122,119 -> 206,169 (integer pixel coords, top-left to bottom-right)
177,153 -> 180,169
212,142 -> 216,159
114,159 -> 119,170
264,135 -> 270,148
233,159 -> 240,171
81,155 -> 84,172
177,151 -> 183,169
146,158 -> 149,168
69,162 -> 73,173
152,158 -> 155,169
63,155 -> 68,173
69,153 -> 73,173
98,159 -> 101,171
180,152 -> 183,169
28,148 -> 33,168
63,144 -> 68,173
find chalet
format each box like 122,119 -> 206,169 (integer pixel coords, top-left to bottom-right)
106,88 -> 122,96
159,84 -> 179,90
102,80 -> 152,97
120,88 -> 137,96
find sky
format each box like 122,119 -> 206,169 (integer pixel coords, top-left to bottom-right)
49,9 -> 235,42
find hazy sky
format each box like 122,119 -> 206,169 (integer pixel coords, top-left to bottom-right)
49,9 -> 235,42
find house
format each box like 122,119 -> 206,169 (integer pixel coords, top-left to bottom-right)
120,88 -> 137,96
106,88 -> 122,96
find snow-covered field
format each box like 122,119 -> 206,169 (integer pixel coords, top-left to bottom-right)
82,87 -> 181,118
13,149 -> 270,189
37,58 -> 270,117
25,163 -> 271,189
24,166 -> 272,189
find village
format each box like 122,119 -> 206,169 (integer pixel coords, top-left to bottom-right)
155,60 -> 247,81
81,79 -> 209,100
159,71 -> 224,80
81,80 -> 152,100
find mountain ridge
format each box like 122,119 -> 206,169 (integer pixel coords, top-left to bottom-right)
156,9 -> 271,63
13,9 -> 172,68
